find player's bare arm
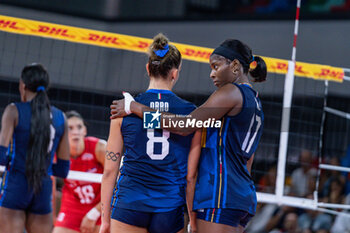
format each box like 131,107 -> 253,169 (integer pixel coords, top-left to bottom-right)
100,118 -> 123,233
0,104 -> 17,165
110,83 -> 241,136
0,104 -> 17,148
56,115 -> 70,161
186,130 -> 202,233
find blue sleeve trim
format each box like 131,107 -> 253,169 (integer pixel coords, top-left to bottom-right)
52,158 -> 70,178
0,145 -> 8,165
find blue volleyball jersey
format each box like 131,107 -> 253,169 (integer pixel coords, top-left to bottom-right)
112,89 -> 196,212
0,101 -> 65,213
7,102 -> 65,174
193,84 -> 264,215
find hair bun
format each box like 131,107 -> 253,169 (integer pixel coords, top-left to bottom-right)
249,56 -> 267,83
147,33 -> 181,79
151,33 -> 169,50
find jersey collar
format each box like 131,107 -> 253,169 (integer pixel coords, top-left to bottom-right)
146,89 -> 174,95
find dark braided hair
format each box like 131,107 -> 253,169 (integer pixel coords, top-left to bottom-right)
22,63 -> 51,193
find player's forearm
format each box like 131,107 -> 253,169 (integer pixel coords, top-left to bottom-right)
130,101 -> 146,118
130,101 -> 196,135
186,131 -> 201,213
100,169 -> 118,223
186,176 -> 196,214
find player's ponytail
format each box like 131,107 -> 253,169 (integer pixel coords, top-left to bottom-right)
249,55 -> 267,83
147,33 -> 181,78
21,64 -> 51,193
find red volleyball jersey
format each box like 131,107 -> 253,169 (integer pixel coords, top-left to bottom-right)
60,137 -> 103,213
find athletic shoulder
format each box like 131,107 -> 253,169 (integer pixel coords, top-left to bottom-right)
214,83 -> 242,104
4,103 -> 18,113
2,103 -> 18,120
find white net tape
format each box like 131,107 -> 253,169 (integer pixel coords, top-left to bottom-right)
0,166 -> 102,183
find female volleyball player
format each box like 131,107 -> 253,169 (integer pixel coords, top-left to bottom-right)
110,39 -> 266,233
54,110 -> 106,233
0,63 -> 70,233
100,33 -> 201,233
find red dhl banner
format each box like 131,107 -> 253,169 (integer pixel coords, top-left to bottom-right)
0,15 -> 344,82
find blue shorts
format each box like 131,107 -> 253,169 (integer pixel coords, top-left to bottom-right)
111,206 -> 184,233
196,208 -> 253,228
0,170 -> 52,214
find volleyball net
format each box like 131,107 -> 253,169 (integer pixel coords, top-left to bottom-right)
1,14 -> 350,217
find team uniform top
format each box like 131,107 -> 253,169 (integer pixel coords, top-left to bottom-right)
0,102 -> 65,214
60,137 -> 103,213
112,89 -> 196,213
194,84 -> 264,215
4,102 -> 65,175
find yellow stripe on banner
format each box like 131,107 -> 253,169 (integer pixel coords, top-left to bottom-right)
0,14 -> 344,82
266,57 -> 344,83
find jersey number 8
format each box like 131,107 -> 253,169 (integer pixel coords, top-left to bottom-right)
146,129 -> 170,160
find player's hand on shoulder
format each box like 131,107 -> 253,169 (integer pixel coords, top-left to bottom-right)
110,91 -> 135,119
110,99 -> 126,119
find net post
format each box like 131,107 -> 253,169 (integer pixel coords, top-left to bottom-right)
275,0 -> 301,202
275,60 -> 295,201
